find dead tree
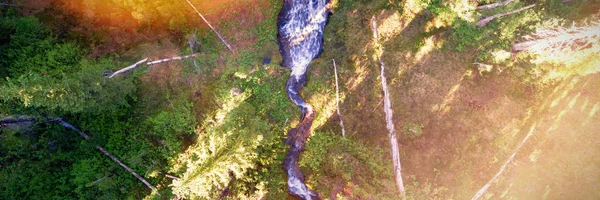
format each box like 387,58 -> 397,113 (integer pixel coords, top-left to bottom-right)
108,58 -> 148,78
371,16 -> 406,199
471,126 -> 537,200
58,120 -> 161,196
109,54 -> 199,78
146,54 -> 198,66
477,4 -> 536,27
1,117 -> 161,196
186,0 -> 235,53
332,59 -> 346,137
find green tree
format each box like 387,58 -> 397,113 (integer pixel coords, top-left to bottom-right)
0,59 -> 135,114
171,97 -> 268,199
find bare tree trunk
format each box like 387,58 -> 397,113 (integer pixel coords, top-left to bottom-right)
58,120 -> 161,196
109,58 -> 148,78
2,117 -> 161,196
186,0 -> 235,53
477,4 -> 536,27
146,54 -> 198,66
371,16 -> 406,199
472,126 -> 537,200
96,146 -> 160,193
109,54 -> 199,78
476,0 -> 515,10
332,59 -> 346,137
58,120 -> 91,140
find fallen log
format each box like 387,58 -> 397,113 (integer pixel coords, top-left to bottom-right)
58,120 -> 161,196
332,59 -> 346,137
471,126 -> 537,200
108,58 -> 148,78
96,146 -> 160,194
477,4 -> 536,27
371,16 -> 406,199
186,0 -> 235,53
146,54 -> 198,66
109,54 -> 198,78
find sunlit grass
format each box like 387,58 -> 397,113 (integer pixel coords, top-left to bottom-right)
437,69 -> 471,114
413,36 -> 445,64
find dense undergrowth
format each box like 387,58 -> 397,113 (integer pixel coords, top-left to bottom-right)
1,0 -> 598,199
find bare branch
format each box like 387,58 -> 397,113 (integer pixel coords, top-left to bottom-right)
186,0 -> 235,53
477,4 -> 536,27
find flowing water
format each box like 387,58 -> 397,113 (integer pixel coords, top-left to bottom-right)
277,0 -> 330,199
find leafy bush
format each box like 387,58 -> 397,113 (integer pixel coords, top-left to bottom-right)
0,14 -> 83,78
145,95 -> 196,160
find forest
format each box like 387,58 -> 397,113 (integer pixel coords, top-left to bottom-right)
1,0 -> 599,199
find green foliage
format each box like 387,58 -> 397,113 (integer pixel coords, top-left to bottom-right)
145,94 -> 196,160
450,3 -> 541,54
0,11 -> 134,115
0,14 -> 83,78
171,94 -> 268,199
451,19 -> 483,51
425,0 -> 449,16
0,10 -> 153,200
241,68 -> 294,123
0,59 -> 135,114
542,0 -> 600,20
300,132 -> 399,199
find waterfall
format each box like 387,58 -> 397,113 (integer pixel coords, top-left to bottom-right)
277,0 -> 330,199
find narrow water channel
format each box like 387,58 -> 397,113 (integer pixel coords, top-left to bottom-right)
277,0 -> 331,199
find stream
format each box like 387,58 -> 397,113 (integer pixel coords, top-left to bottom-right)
277,0 -> 331,199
